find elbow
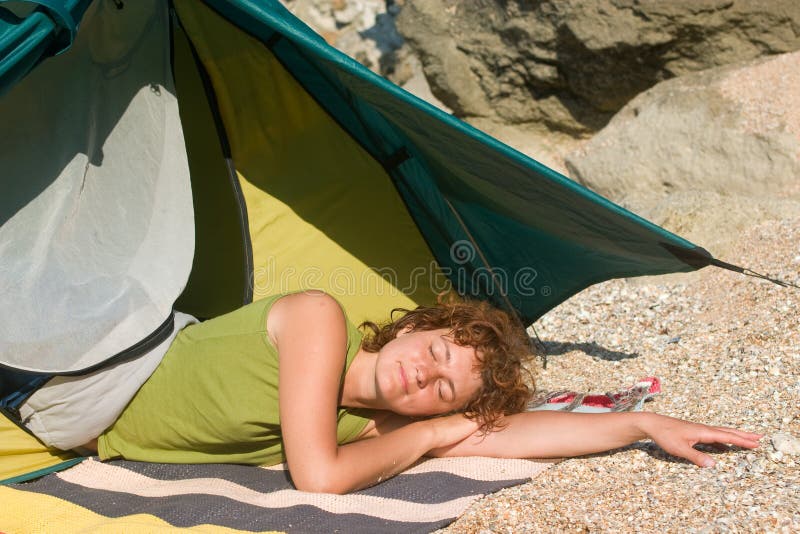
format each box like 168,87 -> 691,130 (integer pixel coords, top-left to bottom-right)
293,480 -> 348,495
291,469 -> 349,495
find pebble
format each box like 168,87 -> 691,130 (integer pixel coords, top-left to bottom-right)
771,433 -> 800,455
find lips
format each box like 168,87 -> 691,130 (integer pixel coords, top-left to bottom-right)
398,363 -> 409,394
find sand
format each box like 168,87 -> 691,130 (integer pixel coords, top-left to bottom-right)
440,217 -> 800,533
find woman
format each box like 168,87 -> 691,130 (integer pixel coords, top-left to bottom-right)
82,290 -> 761,494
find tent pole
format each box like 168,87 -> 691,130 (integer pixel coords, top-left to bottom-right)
709,258 -> 800,289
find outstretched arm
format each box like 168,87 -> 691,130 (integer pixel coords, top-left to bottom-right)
428,411 -> 762,468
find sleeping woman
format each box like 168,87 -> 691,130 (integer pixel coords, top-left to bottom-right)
78,290 -> 761,494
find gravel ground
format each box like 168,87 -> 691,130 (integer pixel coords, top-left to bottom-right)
440,217 -> 800,533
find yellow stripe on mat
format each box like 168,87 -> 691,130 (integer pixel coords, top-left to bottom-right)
0,413 -> 77,483
0,486 -> 283,534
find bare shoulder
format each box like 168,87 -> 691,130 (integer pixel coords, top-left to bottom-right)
266,290 -> 346,346
271,290 -> 344,315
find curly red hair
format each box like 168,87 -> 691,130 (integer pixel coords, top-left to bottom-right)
359,298 -> 534,432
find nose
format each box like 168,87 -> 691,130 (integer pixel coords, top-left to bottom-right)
415,366 -> 426,389
415,364 -> 441,390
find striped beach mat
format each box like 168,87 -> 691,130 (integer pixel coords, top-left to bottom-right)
1,456 -> 554,533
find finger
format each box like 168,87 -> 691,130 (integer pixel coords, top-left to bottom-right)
710,427 -> 764,440
680,445 -> 716,468
700,429 -> 762,449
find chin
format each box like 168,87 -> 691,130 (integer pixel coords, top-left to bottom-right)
392,405 -> 436,418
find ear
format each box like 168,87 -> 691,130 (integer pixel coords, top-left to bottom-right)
395,324 -> 414,337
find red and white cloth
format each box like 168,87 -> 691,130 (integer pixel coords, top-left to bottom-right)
527,377 -> 661,413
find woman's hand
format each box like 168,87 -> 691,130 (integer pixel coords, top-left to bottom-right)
427,413 -> 481,453
638,413 -> 763,467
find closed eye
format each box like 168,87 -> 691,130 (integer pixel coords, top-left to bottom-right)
439,380 -> 452,402
441,339 -> 455,401
438,379 -> 454,402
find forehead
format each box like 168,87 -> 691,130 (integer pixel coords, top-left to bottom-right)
438,332 -> 482,368
409,328 -> 482,366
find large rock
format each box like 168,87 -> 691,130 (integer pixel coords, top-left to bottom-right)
396,0 -> 800,135
565,51 -> 800,254
566,52 -> 800,202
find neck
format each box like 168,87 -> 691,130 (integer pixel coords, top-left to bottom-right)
340,347 -> 384,410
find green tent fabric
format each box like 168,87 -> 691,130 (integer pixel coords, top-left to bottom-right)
0,0 -> 720,377
168,0 -> 716,319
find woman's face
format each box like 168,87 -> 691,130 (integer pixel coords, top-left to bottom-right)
373,327 -> 483,416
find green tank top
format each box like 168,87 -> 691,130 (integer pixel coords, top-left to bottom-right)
98,293 -> 372,466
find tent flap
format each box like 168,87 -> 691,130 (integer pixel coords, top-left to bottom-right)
0,0 -> 194,373
199,0 -> 707,323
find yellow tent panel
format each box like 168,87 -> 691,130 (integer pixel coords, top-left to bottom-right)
0,413 -> 79,484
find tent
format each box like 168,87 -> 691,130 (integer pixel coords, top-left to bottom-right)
1,0 -> 727,482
